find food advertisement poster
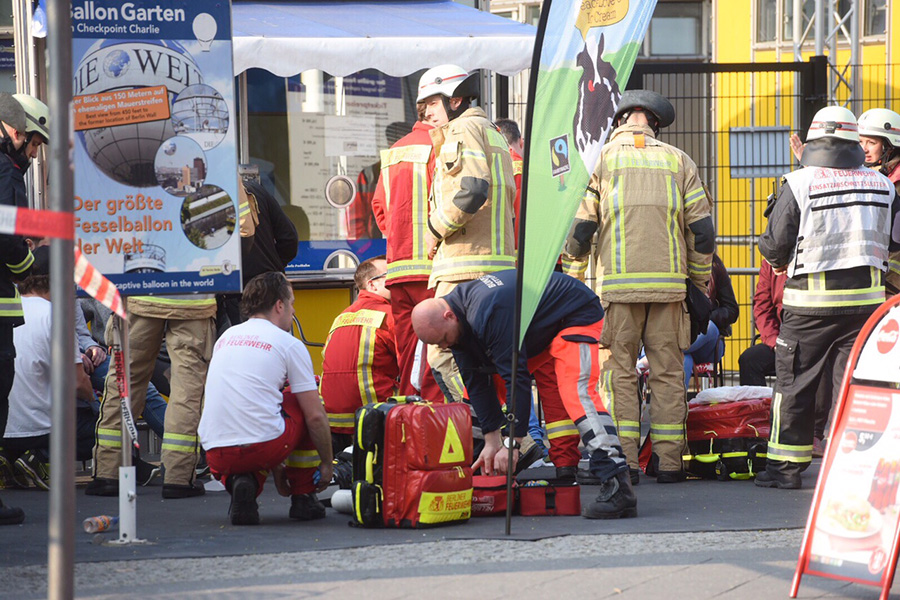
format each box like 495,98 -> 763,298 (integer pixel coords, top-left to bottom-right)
806,384 -> 900,585
72,0 -> 241,294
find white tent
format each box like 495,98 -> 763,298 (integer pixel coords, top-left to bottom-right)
232,0 -> 537,77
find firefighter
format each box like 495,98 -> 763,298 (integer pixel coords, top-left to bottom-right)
370,106 -> 442,401
418,64 -> 517,403
319,256 -> 398,454
12,94 -> 49,163
857,108 -> 900,296
756,106 -> 900,489
563,90 -> 715,484
0,93 -> 33,525
87,296 -> 216,498
411,270 -> 636,519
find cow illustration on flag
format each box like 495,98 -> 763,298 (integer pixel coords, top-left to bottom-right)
516,0 -> 657,343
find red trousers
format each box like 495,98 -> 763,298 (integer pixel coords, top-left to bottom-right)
532,360 -> 581,468
389,281 -> 443,402
206,391 -> 319,496
528,321 -> 627,481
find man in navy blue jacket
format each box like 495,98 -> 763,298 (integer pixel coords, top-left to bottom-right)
412,270 -> 636,519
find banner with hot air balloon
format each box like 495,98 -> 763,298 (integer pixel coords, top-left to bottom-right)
71,0 -> 242,294
516,0 -> 657,343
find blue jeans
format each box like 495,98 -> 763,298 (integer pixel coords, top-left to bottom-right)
683,321 -> 723,388
91,355 -> 167,439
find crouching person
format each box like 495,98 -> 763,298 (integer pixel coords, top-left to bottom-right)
198,272 -> 334,525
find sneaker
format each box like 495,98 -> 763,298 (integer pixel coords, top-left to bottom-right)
754,468 -> 801,489
85,477 -> 119,497
162,481 -> 206,499
289,493 -> 326,521
582,471 -> 638,519
0,495 -> 24,526
812,437 -> 827,459
656,470 -> 687,484
0,455 -> 19,489
228,474 -> 260,526
14,452 -> 50,491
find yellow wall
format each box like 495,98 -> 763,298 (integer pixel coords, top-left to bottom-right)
292,286 -> 353,374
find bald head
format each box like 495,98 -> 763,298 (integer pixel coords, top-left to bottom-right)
412,298 -> 461,349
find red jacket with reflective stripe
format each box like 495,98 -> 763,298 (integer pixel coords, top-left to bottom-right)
372,122 -> 436,285
510,147 -> 523,244
753,261 -> 785,348
320,291 -> 399,433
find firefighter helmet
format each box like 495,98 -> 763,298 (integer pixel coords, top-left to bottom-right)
416,64 -> 479,103
13,94 -> 49,143
858,108 -> 900,147
806,106 -> 859,143
614,90 -> 675,129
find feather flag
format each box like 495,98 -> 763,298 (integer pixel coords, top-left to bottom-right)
516,0 -> 657,343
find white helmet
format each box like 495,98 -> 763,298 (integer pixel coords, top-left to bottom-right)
416,64 -> 479,103
13,93 -> 49,143
858,108 -> 900,147
806,106 -> 859,143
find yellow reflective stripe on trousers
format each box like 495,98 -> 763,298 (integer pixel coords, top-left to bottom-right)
649,423 -> 684,441
161,432 -> 199,453
615,420 -> 641,439
545,419 -> 579,439
602,368 -> 615,420
561,256 -> 588,278
890,258 -> 900,276
783,285 -> 885,308
97,427 -> 122,448
7,250 -> 34,274
766,440 -> 812,463
357,325 -> 377,405
328,412 -> 356,429
430,255 -> 516,279
286,450 -> 321,469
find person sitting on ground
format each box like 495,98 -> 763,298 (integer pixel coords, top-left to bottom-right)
198,272 -> 333,525
412,270 -> 636,520
319,256 -> 398,456
0,247 -> 95,490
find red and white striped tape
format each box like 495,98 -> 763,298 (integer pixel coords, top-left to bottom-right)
1,204 -> 125,319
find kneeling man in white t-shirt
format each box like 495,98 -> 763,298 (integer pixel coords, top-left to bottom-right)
199,272 -> 333,525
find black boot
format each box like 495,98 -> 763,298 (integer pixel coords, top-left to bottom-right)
0,495 -> 24,525
582,470 -> 638,519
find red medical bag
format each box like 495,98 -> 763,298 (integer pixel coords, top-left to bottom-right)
517,480 -> 581,516
472,475 -> 515,516
352,397 -> 473,528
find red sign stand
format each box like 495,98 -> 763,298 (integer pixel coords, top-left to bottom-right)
792,295 -> 900,599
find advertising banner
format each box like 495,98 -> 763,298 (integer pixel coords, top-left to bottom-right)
72,0 -> 241,295
793,296 -> 900,599
518,0 -> 657,343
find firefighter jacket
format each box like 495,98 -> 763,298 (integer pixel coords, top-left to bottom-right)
562,124 -> 715,303
510,147 -> 523,243
319,290 -> 399,433
0,153 -> 33,325
371,122 -> 435,285
347,161 -> 383,240
444,270 -> 602,437
427,107 -> 516,287
759,157 -> 900,316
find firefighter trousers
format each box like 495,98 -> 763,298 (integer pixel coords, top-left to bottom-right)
600,302 -> 689,472
428,280 -> 467,403
93,313 -> 215,486
532,360 -> 581,468
767,310 -> 870,477
389,281 -> 443,402
529,321 -> 627,481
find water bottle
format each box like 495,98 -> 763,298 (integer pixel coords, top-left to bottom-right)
83,515 -> 118,533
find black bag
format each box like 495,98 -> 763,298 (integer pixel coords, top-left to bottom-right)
685,279 -> 711,343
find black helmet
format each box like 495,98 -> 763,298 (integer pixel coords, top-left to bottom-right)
614,90 -> 675,130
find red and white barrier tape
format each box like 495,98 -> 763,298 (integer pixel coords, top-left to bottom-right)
1,204 -> 125,319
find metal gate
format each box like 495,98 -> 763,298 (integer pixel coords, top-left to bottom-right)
626,58 -> 828,374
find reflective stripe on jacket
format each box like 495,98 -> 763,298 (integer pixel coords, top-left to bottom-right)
427,107 -> 516,286
319,291 -> 398,433
371,122 -> 435,284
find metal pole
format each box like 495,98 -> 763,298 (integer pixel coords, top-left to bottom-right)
792,0 -> 803,61
46,0 -> 75,597
849,0 -> 859,113
814,0 -> 825,55
238,72 -> 249,163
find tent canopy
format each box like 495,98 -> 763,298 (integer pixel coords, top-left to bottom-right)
232,1 -> 537,78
